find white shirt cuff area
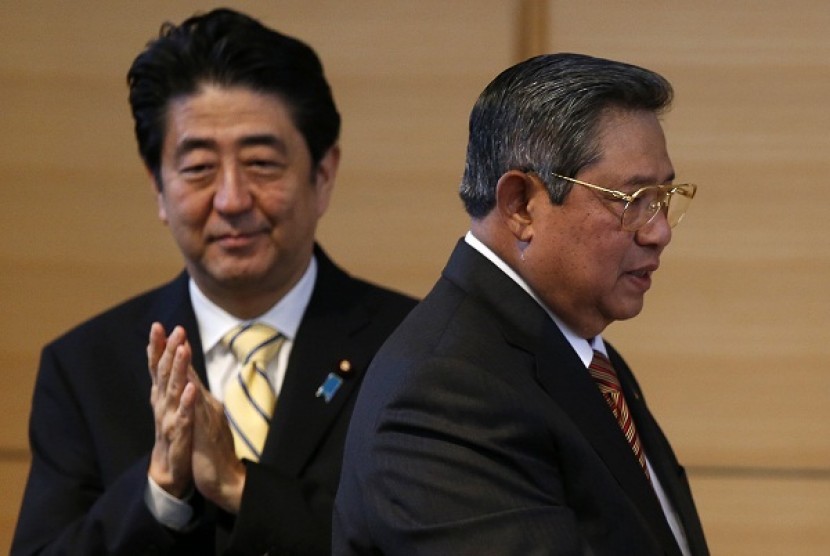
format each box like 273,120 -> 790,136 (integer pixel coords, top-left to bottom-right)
144,475 -> 195,531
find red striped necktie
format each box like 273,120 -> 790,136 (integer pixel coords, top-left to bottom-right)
588,349 -> 650,481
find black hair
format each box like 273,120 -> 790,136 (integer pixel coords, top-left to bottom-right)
127,8 -> 340,186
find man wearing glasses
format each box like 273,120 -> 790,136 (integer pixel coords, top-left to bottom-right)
334,53 -> 709,555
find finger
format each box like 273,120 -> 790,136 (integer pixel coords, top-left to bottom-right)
148,323 -> 170,407
157,326 -> 186,395
147,322 -> 167,384
167,342 -> 192,400
180,381 -> 198,412
150,383 -> 159,408
177,382 -> 197,432
185,359 -> 207,391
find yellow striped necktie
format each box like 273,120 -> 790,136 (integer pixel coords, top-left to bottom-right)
222,323 -> 285,462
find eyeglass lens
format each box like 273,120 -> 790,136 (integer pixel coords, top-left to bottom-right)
623,187 -> 692,231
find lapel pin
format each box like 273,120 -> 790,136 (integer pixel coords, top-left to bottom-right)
315,359 -> 351,403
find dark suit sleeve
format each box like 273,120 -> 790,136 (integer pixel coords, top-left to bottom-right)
12,344 -> 181,555
225,463 -> 330,556
334,357 -> 585,556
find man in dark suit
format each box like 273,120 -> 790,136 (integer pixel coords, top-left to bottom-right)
12,9 -> 415,555
334,53 -> 708,555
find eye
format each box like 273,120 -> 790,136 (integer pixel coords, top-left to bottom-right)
181,163 -> 213,175
176,149 -> 218,181
178,162 -> 218,183
248,158 -> 278,169
628,188 -> 663,209
244,157 -> 286,178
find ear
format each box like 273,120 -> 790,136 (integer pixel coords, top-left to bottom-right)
313,144 -> 340,217
148,168 -> 168,224
495,170 -> 537,243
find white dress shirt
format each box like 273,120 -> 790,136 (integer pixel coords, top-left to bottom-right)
464,232 -> 690,555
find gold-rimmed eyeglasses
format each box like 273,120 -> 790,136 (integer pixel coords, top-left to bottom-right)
549,172 -> 697,232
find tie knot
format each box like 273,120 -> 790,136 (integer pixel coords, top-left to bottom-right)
223,323 -> 283,368
588,350 -> 621,394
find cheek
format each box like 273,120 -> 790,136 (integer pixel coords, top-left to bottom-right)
167,189 -> 214,227
577,236 -> 627,288
255,180 -> 296,210
267,187 -> 318,225
598,244 -> 634,291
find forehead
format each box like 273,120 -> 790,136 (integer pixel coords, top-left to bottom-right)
585,108 -> 674,185
162,84 -> 303,152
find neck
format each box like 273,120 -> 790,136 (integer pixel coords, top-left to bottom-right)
190,272 -> 304,321
204,288 -> 287,320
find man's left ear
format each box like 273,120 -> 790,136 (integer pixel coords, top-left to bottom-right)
314,145 -> 340,217
495,170 -> 536,243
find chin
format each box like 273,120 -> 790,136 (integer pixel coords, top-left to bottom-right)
204,264 -> 269,288
607,301 -> 645,323
618,307 -> 645,322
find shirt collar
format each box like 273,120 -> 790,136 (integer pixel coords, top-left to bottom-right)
189,255 -> 318,353
464,231 -> 604,367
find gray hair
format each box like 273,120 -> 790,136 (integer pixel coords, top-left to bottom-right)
459,53 -> 673,218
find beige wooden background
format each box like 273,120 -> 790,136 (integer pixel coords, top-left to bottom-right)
1,1 -> 828,554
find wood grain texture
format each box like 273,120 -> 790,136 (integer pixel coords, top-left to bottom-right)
691,474 -> 830,555
2,0 -> 828,553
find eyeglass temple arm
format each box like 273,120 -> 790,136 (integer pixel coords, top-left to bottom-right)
550,173 -> 633,202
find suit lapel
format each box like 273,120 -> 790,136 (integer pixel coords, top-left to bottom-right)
534,335 -> 681,554
609,348 -> 708,555
260,248 -> 368,476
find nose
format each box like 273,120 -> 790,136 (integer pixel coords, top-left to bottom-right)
635,207 -> 672,249
213,165 -> 253,214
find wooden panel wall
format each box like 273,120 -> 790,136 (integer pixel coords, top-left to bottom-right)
544,1 -> 830,554
1,1 -> 827,554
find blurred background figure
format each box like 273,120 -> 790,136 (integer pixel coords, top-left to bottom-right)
11,8 -> 415,555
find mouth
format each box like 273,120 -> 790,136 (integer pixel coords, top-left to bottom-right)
210,228 -> 269,248
624,264 -> 658,289
627,269 -> 651,279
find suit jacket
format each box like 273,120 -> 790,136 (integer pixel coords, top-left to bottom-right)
333,240 -> 708,556
12,246 -> 416,556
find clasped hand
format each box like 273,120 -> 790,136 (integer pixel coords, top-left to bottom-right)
147,323 -> 246,513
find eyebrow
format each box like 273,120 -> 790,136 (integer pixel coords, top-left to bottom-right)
174,138 -> 217,161
174,134 -> 289,161
238,134 -> 288,155
624,171 -> 676,187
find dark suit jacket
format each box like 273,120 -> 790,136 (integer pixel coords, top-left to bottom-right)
12,246 -> 416,556
333,240 -> 708,556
